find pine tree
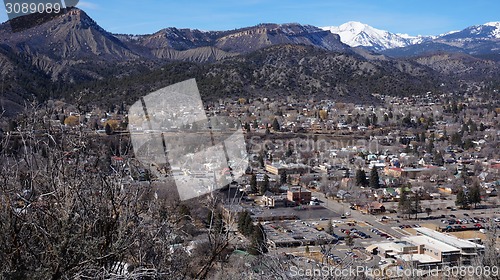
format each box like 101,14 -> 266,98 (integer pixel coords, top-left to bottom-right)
250,174 -> 258,193
355,169 -> 368,187
258,154 -> 265,168
272,118 -> 280,131
105,123 -> 112,135
248,223 -> 267,255
433,151 -> 444,166
398,188 -> 412,219
412,190 -> 421,219
371,114 -> 378,126
469,181 -> 482,208
259,175 -> 269,195
369,166 -> 380,189
238,211 -> 253,235
455,187 -> 469,209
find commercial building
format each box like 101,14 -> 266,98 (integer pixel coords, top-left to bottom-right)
414,227 -> 484,265
366,228 -> 484,268
265,162 -> 310,175
287,186 -> 312,205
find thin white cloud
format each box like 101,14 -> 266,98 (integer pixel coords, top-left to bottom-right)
77,1 -> 99,10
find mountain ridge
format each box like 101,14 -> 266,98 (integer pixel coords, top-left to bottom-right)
0,9 -> 498,116
321,21 -> 500,57
321,21 -> 431,51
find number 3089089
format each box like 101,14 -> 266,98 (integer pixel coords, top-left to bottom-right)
5,2 -> 61,14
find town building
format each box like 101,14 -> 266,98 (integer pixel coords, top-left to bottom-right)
287,186 -> 312,205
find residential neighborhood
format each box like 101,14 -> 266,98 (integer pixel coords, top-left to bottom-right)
14,89 -> 498,278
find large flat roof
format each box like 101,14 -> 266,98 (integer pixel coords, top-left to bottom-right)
398,253 -> 441,264
374,241 -> 416,253
415,228 -> 485,250
403,235 -> 459,253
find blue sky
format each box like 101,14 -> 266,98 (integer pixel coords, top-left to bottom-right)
1,0 -> 499,35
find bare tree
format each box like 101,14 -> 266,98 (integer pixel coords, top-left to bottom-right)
0,104 -> 239,279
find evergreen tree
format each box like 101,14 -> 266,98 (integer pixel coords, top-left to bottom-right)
249,223 -> 267,255
258,154 -> 265,168
469,181 -> 482,208
369,166 -> 380,189
433,151 -> 444,166
250,174 -> 258,193
237,211 -> 254,237
272,118 -> 280,131
355,169 -> 368,187
280,172 -> 287,185
455,187 -> 469,209
451,132 -> 462,146
371,114 -> 378,126
398,187 -> 412,219
412,190 -> 422,219
238,211 -> 253,235
427,139 -> 434,153
105,123 -> 112,135
259,174 -> 270,195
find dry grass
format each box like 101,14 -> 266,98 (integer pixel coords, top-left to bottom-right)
449,230 -> 486,240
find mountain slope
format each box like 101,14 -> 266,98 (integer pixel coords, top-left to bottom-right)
213,23 -> 348,53
0,8 -> 143,80
413,52 -> 500,80
125,23 -> 349,54
382,22 -> 500,57
0,11 -> 350,81
322,21 -> 430,51
440,22 -> 500,40
65,44 -> 444,107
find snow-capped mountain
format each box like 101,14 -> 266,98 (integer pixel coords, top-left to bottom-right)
439,21 -> 500,40
383,22 -> 500,57
321,21 -> 431,51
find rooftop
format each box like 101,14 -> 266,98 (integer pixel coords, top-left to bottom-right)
415,228 -> 485,250
398,253 -> 441,264
403,235 -> 459,253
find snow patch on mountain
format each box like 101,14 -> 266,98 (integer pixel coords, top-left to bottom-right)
483,22 -> 500,38
321,21 -> 431,51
